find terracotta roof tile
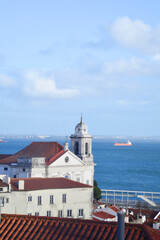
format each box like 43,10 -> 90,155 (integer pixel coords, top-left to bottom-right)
93,211 -> 115,220
0,154 -> 12,160
128,208 -> 158,220
10,177 -> 92,191
0,179 -> 8,187
109,206 -> 120,213
2,214 -> 159,240
0,142 -> 64,165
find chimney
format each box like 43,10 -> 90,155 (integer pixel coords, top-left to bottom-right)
18,180 -> 24,190
117,211 -> 125,240
64,142 -> 69,151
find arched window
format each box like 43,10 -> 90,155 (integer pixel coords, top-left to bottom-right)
85,142 -> 88,154
74,142 -> 79,155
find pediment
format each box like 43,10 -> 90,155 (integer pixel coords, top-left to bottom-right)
49,150 -> 85,167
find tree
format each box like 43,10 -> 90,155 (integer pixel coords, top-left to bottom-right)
94,180 -> 102,200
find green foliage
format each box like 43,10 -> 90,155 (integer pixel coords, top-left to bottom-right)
94,180 -> 102,200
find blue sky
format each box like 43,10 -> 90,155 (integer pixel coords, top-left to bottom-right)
0,0 -> 160,136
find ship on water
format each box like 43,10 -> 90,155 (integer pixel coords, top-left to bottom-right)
114,140 -> 132,146
0,139 -> 8,143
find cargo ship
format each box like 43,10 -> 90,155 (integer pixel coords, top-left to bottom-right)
114,140 -> 132,146
0,139 -> 8,142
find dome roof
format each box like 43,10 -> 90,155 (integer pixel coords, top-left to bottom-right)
75,117 -> 88,135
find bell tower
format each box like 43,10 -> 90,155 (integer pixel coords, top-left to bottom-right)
70,116 -> 93,164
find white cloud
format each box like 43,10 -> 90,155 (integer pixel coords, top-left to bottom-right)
103,57 -> 151,76
117,100 -> 149,105
23,70 -> 80,98
0,74 -> 15,87
152,54 -> 160,61
110,16 -> 160,54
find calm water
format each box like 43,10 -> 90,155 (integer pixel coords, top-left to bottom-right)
0,138 -> 160,192
93,139 -> 160,192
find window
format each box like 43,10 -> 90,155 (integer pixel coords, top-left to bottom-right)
65,156 -> 69,163
50,195 -> 54,204
6,198 -> 9,203
28,196 -> 32,202
85,143 -> 88,154
0,188 -> 3,191
38,196 -> 42,205
74,142 -> 79,155
35,212 -> 39,216
86,180 -> 89,185
1,198 -> 4,206
47,211 -> 51,217
62,194 -> 66,203
4,167 -> 8,171
28,213 -> 32,216
23,168 -> 25,172
79,209 -> 84,217
13,175 -> 16,178
67,209 -> 72,217
58,210 -> 63,218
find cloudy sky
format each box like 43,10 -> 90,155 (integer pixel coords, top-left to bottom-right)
0,0 -> 160,136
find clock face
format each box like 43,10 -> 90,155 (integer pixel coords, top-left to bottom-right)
65,156 -> 69,163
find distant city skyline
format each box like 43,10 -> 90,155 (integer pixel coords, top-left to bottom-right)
0,1 -> 160,136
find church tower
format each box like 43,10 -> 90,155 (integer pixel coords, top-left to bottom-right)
70,117 -> 93,164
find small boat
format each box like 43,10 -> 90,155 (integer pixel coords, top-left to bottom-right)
0,139 -> 8,143
114,140 -> 132,146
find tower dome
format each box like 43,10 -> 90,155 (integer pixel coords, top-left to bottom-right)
75,117 -> 88,135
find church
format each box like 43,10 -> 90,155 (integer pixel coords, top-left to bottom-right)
0,118 -> 95,186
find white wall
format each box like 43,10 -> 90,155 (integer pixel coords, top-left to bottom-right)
1,187 -> 93,219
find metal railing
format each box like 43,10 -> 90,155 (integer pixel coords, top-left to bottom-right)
101,189 -> 160,208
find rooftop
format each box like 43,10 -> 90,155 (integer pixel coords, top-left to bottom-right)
109,206 -> 120,213
0,154 -> 12,160
0,179 -> 8,188
0,142 -> 66,165
10,177 -> 92,191
93,211 -> 115,220
1,214 -> 160,240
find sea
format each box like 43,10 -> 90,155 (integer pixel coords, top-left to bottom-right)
0,137 -> 160,193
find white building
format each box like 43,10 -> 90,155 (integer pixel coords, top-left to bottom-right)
0,177 -> 93,219
0,119 -> 95,186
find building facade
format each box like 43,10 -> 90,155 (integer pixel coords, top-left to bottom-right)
0,177 -> 93,219
0,119 -> 95,186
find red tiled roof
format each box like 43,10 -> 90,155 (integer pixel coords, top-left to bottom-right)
93,211 -> 115,220
1,214 -> 160,240
0,179 -> 8,188
0,142 -> 65,165
109,206 -> 120,213
128,208 -> 158,220
0,154 -> 12,160
11,177 -> 92,191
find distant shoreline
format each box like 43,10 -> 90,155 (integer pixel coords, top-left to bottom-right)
1,135 -> 160,141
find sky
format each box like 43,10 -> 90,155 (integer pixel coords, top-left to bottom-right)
0,0 -> 160,136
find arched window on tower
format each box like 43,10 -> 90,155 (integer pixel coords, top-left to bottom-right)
85,142 -> 88,155
74,142 -> 79,155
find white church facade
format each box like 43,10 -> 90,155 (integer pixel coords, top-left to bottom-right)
0,119 -> 95,186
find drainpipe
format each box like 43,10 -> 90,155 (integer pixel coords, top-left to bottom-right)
117,211 -> 125,240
